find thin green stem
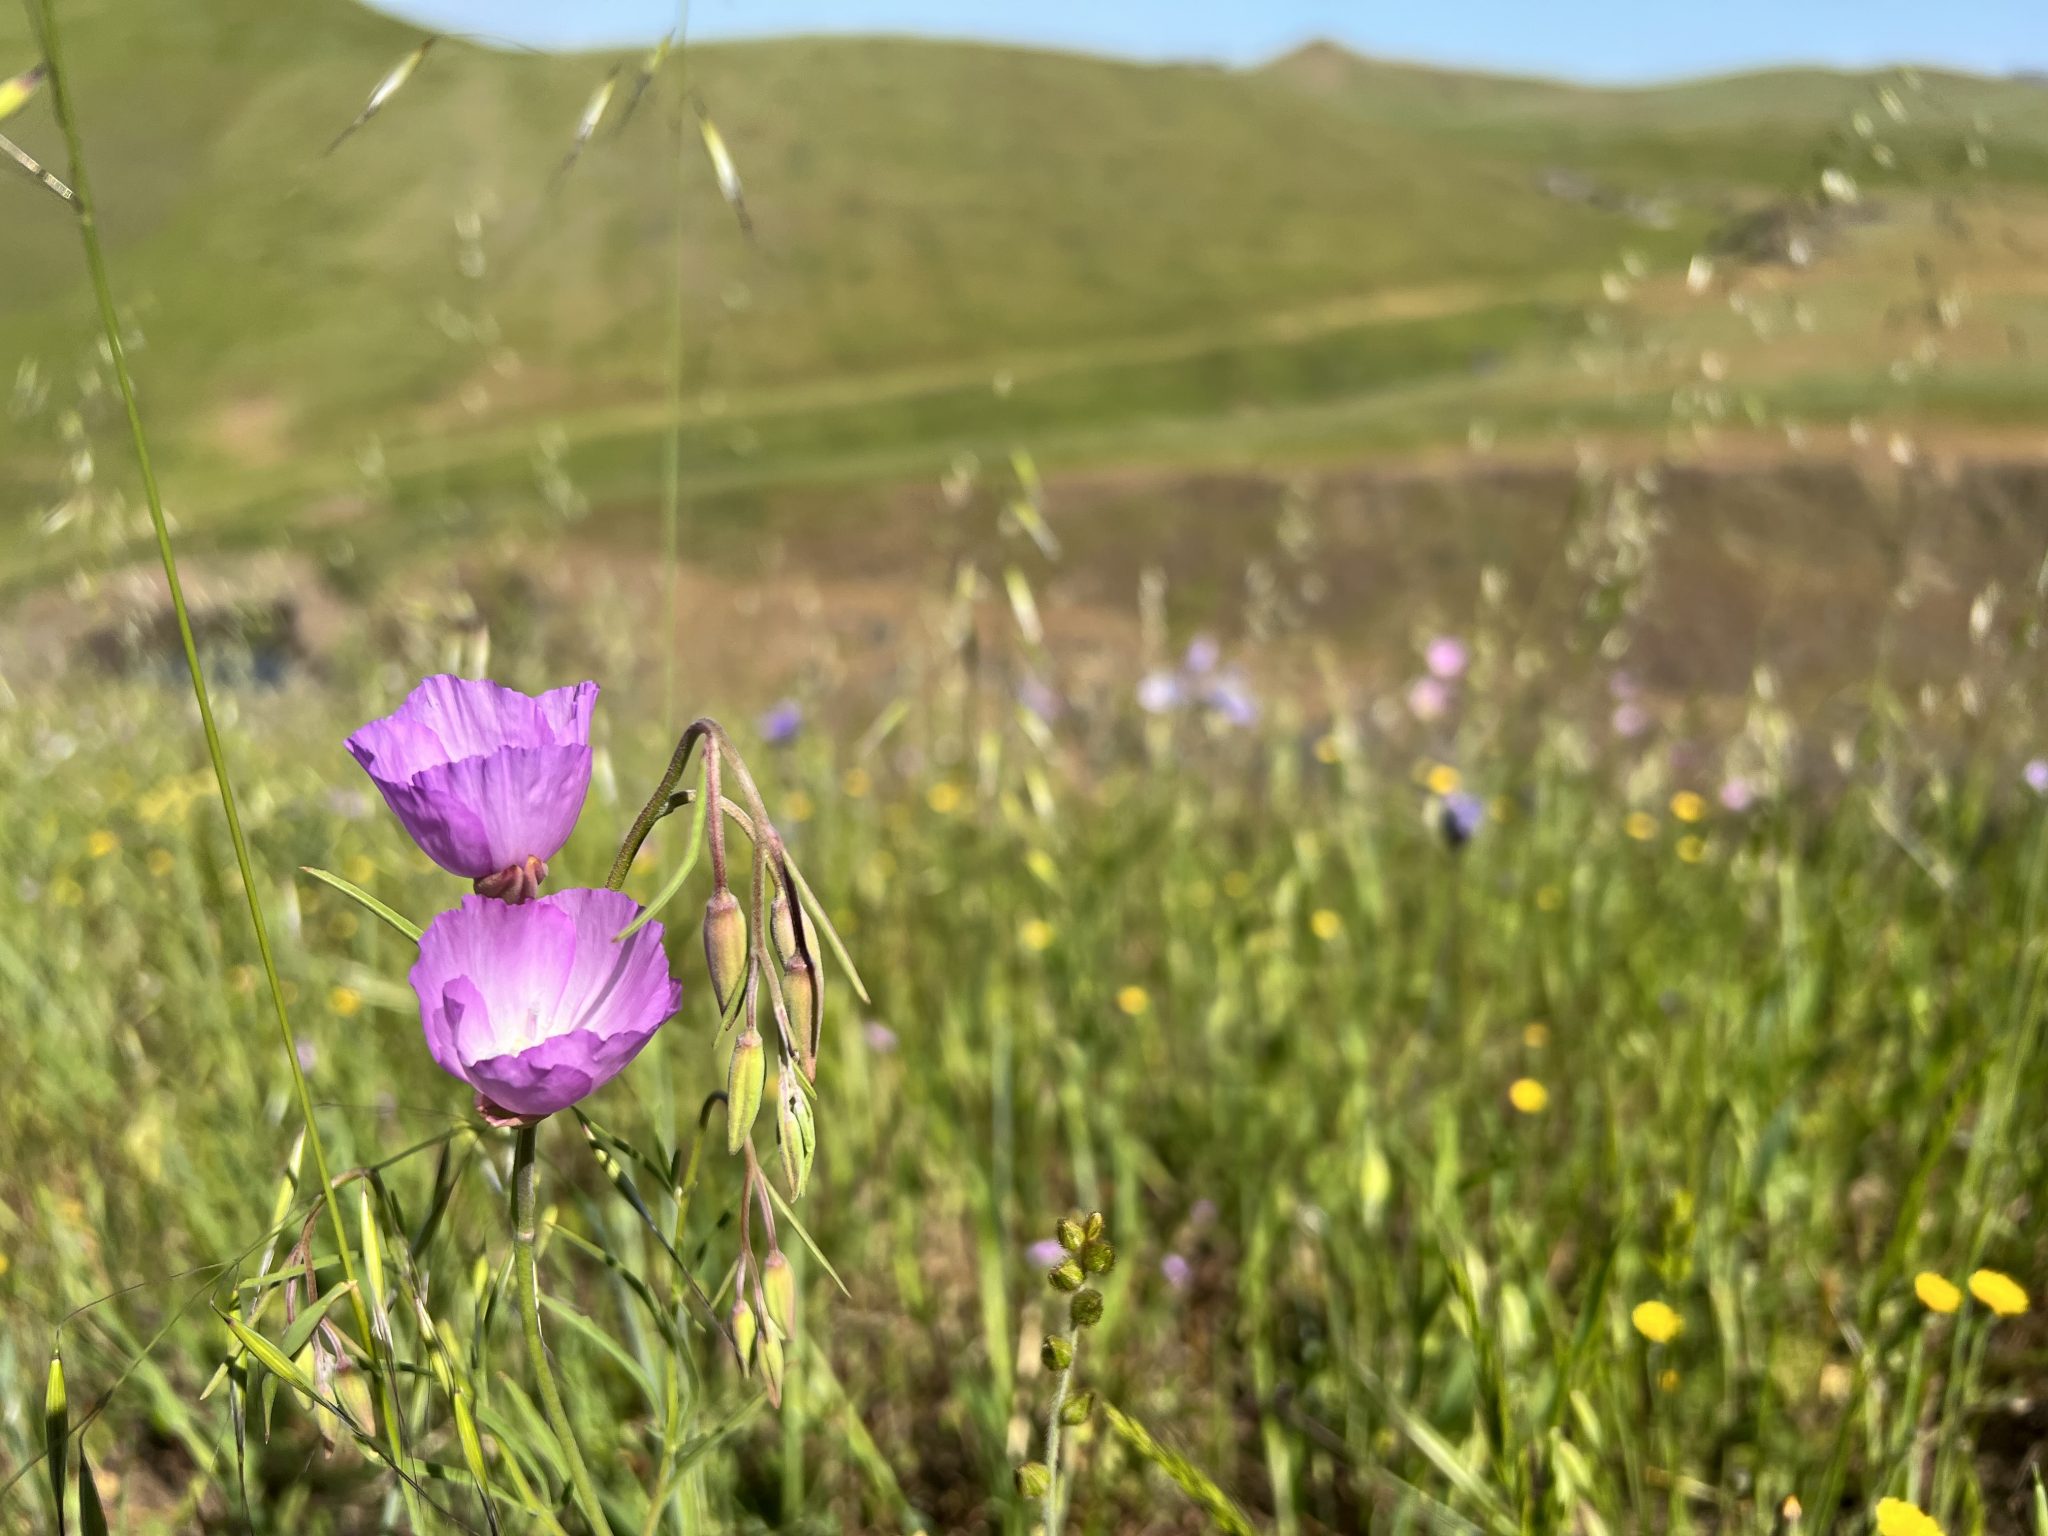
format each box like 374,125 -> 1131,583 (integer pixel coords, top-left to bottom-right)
23,0 -> 409,1507
514,1127 -> 616,1536
1043,1331 -> 1079,1536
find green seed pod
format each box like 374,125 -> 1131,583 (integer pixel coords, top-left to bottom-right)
1055,1217 -> 1085,1253
1048,1259 -> 1084,1293
1080,1239 -> 1116,1275
1014,1462 -> 1052,1499
726,1027 -> 765,1153
761,1250 -> 797,1341
781,953 -> 818,1068
1083,1210 -> 1105,1241
730,1295 -> 758,1375
703,888 -> 747,1015
1060,1389 -> 1096,1426
776,1064 -> 816,1199
1070,1288 -> 1104,1328
770,889 -> 799,962
1041,1334 -> 1073,1372
759,1331 -> 786,1405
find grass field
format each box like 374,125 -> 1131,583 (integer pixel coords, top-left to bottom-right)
5,4 -> 2048,1535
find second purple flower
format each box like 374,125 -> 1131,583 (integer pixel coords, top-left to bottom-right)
348,674 -> 598,900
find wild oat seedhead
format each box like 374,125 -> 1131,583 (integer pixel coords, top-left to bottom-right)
327,38 -> 438,155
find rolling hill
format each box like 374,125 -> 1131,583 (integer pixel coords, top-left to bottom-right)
2,5 -> 2045,568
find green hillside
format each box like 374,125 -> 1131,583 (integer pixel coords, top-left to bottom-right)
3,7 -> 2046,569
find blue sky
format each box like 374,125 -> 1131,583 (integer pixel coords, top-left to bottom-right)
368,0 -> 2047,84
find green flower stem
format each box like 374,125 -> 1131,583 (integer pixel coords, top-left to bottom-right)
513,1127 -> 615,1536
1042,1329 -> 1079,1536
22,0 -> 410,1505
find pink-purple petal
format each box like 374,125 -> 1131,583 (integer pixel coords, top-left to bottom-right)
408,889 -> 682,1118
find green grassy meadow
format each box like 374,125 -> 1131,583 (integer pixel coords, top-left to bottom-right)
5,3 -> 2048,1534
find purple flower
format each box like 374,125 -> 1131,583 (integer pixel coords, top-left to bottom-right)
1184,635 -> 1221,676
759,699 -> 803,746
1426,636 -> 1469,681
1439,791 -> 1485,849
347,675 -> 596,897
863,1020 -> 899,1053
2025,760 -> 2048,795
1026,1238 -> 1067,1268
1161,1253 -> 1193,1291
1611,701 -> 1649,739
1407,676 -> 1451,722
1719,776 -> 1757,812
1189,1198 -> 1218,1226
410,888 -> 681,1123
1137,670 -> 1184,715
1202,671 -> 1259,728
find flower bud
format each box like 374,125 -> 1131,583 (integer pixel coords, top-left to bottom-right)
1083,1210 -> 1105,1241
1060,1389 -> 1095,1426
781,953 -> 819,1070
1014,1462 -> 1052,1499
762,1250 -> 797,1341
1055,1217 -> 1084,1253
1080,1239 -> 1116,1275
770,889 -> 799,962
776,1064 -> 815,1200
759,1330 -> 786,1405
1069,1288 -> 1104,1328
1041,1333 -> 1073,1372
703,888 -> 747,1015
726,1027 -> 765,1154
1048,1259 -> 1084,1292
731,1295 -> 758,1375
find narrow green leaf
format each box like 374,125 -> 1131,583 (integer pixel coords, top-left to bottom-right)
75,1438 -> 108,1536
1099,1401 -> 1259,1536
766,1181 -> 850,1298
782,854 -> 870,1004
299,866 -> 424,942
539,1295 -> 659,1408
278,1281 -> 358,1363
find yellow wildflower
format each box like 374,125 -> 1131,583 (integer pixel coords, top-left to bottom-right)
1677,835 -> 1707,864
1222,870 -> 1252,900
842,767 -> 871,798
1631,1299 -> 1683,1344
1314,735 -> 1341,765
0,1251 -> 9,1278
1508,1078 -> 1549,1114
926,781 -> 962,816
1425,763 -> 1462,797
1913,1272 -> 1961,1315
1523,1021 -> 1551,1049
1874,1498 -> 1942,1536
1026,848 -> 1058,886
1019,919 -> 1055,953
343,854 -> 376,885
1670,791 -> 1707,823
87,830 -> 119,859
1310,909 -> 1343,942
784,789 -> 815,823
1967,1268 -> 2029,1317
330,986 -> 362,1018
146,848 -> 175,877
1625,812 -> 1658,842
1535,885 -> 1564,912
1116,985 -> 1150,1017
1657,1367 -> 1680,1394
